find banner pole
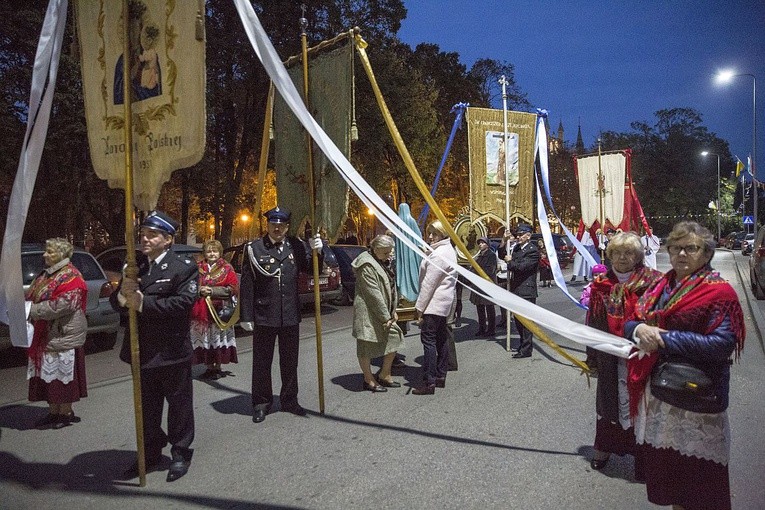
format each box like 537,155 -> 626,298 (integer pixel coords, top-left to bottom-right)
499,75 -> 512,352
300,7 -> 326,414
121,0 -> 146,487
597,139 -> 605,260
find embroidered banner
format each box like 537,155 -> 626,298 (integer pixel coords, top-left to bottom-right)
76,0 -> 206,210
465,107 -> 536,225
576,152 -> 626,228
273,41 -> 352,241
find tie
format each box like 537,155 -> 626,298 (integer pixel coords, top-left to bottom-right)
149,260 -> 156,275
275,241 -> 283,254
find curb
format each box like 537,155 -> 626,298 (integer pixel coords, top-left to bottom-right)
731,251 -> 765,355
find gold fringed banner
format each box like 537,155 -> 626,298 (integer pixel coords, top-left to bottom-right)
466,107 -> 536,225
273,40 -> 352,241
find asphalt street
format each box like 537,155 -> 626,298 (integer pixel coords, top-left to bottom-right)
0,248 -> 763,509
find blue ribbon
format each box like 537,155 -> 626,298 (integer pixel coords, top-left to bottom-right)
418,102 -> 469,227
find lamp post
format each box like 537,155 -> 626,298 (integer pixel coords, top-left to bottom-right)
716,70 -> 757,231
701,151 -> 721,242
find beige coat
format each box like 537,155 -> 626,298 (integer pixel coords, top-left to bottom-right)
351,251 -> 403,348
28,260 -> 87,352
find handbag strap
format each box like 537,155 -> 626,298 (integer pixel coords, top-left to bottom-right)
204,296 -> 240,330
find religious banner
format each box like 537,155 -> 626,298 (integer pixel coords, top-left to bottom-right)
273,40 -> 353,242
575,151 -> 626,228
466,107 -> 536,224
76,0 -> 206,210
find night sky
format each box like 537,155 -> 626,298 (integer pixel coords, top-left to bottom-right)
398,0 -> 765,164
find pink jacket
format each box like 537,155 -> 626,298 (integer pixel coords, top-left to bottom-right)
415,238 -> 457,317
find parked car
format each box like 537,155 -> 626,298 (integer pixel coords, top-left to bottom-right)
223,242 -> 342,306
726,231 -> 747,250
741,233 -> 756,256
1,244 -> 121,351
530,233 -> 574,269
750,227 -> 765,299
96,244 -> 203,287
330,244 -> 366,305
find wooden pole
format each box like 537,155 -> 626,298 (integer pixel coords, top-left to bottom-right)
122,0 -> 146,487
251,84 -> 274,239
597,139 -> 605,260
300,6 -> 326,414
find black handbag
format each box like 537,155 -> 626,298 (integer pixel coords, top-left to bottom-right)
650,359 -> 725,414
216,295 -> 237,322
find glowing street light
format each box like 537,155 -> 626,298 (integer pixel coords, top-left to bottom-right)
701,151 -> 721,242
716,69 -> 757,232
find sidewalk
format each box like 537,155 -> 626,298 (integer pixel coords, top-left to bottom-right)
1,250 -> 763,509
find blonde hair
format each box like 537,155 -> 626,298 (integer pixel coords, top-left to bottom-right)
370,234 -> 394,250
203,239 -> 223,255
605,232 -> 644,266
427,220 -> 448,239
45,237 -> 73,260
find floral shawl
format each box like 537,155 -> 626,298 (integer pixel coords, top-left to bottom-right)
190,258 -> 239,326
587,265 -> 663,337
26,261 -> 88,372
626,265 -> 745,416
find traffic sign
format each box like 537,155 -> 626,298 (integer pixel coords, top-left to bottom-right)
743,216 -> 754,225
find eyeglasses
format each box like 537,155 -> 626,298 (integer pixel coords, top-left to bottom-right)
668,244 -> 702,255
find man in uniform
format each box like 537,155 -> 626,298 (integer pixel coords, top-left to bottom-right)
240,206 -> 322,423
112,210 -> 198,482
507,223 -> 539,359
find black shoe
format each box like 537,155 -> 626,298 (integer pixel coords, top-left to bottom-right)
411,384 -> 435,395
590,457 -> 609,470
119,457 -> 161,480
34,413 -> 58,430
166,454 -> 190,482
51,412 -> 80,429
570,276 -> 576,282
454,317 -> 462,327
435,377 -> 446,388
512,352 -> 531,359
363,381 -> 388,392
375,377 -> 401,388
252,409 -> 267,423
283,405 -> 307,417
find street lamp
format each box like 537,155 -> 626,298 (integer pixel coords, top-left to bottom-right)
716,70 -> 757,232
701,151 -> 721,242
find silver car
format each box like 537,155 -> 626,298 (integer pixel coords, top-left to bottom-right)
749,227 -> 765,299
0,245 -> 121,351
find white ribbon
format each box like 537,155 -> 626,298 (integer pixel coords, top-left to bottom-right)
0,0 -> 68,347
232,0 -> 633,358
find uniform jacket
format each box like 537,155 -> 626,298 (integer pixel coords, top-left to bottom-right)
508,241 -> 539,299
240,235 -> 318,328
112,249 -> 199,368
415,238 -> 457,317
351,250 -> 403,345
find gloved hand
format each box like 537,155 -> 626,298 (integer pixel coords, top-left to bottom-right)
310,235 -> 323,251
240,321 -> 254,332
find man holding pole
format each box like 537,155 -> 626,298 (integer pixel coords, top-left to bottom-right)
112,211 -> 199,482
240,206 -> 322,423
507,223 -> 539,359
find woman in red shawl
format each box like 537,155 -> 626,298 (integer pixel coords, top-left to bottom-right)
625,221 -> 744,510
27,238 -> 88,429
191,240 -> 240,379
586,232 -> 663,476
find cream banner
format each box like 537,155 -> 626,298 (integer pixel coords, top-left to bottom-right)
576,152 -> 626,228
76,0 -> 206,210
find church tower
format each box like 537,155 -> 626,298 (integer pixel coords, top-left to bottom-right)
576,118 -> 585,153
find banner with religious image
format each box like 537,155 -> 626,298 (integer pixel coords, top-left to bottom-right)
273,41 -> 353,241
466,107 -> 536,224
76,0 -> 206,210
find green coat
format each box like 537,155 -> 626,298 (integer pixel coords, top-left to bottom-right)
351,251 -> 404,354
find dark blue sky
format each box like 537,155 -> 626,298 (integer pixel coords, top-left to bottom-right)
398,0 -> 765,164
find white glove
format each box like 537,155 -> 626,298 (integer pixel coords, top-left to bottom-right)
239,321 -> 254,332
310,235 -> 323,251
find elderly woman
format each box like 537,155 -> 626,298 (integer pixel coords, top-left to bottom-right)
352,235 -> 404,392
413,221 -> 457,395
191,239 -> 240,379
26,238 -> 88,430
470,237 -> 498,337
624,222 -> 744,510
586,232 -> 662,475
